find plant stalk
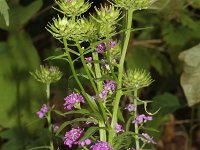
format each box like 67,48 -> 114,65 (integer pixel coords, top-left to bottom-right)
134,90 -> 140,149
46,83 -> 54,150
109,9 -> 133,145
92,52 -> 107,141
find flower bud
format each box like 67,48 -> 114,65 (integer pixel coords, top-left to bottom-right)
55,0 -> 91,16
123,69 -> 153,90
94,5 -> 121,25
31,65 -> 62,84
111,0 -> 154,11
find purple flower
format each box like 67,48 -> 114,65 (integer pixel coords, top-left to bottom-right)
67,0 -> 72,2
125,104 -> 136,112
115,123 -> 124,133
96,43 -> 106,53
64,128 -> 83,148
64,92 -> 85,110
36,104 -> 50,118
91,141 -> 113,150
141,133 -> 157,144
109,40 -> 116,49
52,125 -> 59,133
99,90 -> 107,100
132,114 -> 152,124
104,80 -> 117,92
85,57 -> 92,62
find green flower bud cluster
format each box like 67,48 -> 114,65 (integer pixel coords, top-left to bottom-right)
47,16 -> 97,41
55,0 -> 91,17
94,5 -> 121,25
92,5 -> 121,38
123,69 -> 153,90
111,0 -> 153,10
31,65 -> 62,84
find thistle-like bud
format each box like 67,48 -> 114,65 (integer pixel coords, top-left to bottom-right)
111,0 -> 154,11
55,0 -> 91,16
76,17 -> 98,42
94,5 -> 121,25
46,16 -> 76,39
123,69 -> 153,90
31,65 -> 62,84
47,16 -> 97,41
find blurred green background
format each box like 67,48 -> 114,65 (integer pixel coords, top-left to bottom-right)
0,0 -> 200,149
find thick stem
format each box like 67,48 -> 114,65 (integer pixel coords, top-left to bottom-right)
92,52 -> 107,141
46,83 -> 54,150
109,9 -> 133,145
134,90 -> 140,149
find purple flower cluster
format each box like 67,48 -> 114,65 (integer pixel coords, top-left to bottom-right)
64,92 -> 85,110
104,80 -> 117,92
52,125 -> 59,133
91,141 -> 113,150
99,89 -> 108,100
125,104 -> 136,112
115,123 -> 124,133
36,104 -> 50,118
132,114 -> 152,124
96,43 -> 106,53
99,80 -> 117,100
141,133 -> 157,144
64,128 -> 91,148
109,40 -> 116,49
85,57 -> 93,62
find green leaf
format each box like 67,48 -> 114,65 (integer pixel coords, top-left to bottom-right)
56,118 -> 91,136
0,0 -> 43,30
79,127 -> 99,141
63,109 -> 90,115
0,32 -> 45,128
151,92 -> 180,115
0,0 -> 9,26
117,108 -> 125,123
179,43 -> 200,106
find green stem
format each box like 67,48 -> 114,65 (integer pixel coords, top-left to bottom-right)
46,83 -> 54,150
134,90 -> 140,150
109,9 -> 133,145
76,40 -> 107,141
63,38 -> 96,113
92,52 -> 107,141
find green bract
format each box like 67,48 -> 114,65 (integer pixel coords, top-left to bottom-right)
31,65 -> 62,84
123,69 -> 154,90
111,0 -> 154,10
55,0 -> 91,16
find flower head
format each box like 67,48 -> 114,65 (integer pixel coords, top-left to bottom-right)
64,128 -> 83,148
123,69 -> 154,90
104,80 -> 117,92
125,104 -> 136,112
141,133 -> 157,144
132,114 -> 152,124
64,92 -> 85,110
109,40 -> 116,49
85,57 -> 93,62
99,89 -> 108,100
91,141 -> 113,150
31,65 -> 62,84
52,125 -> 59,133
96,43 -> 106,53
36,104 -> 50,118
115,123 -> 124,133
